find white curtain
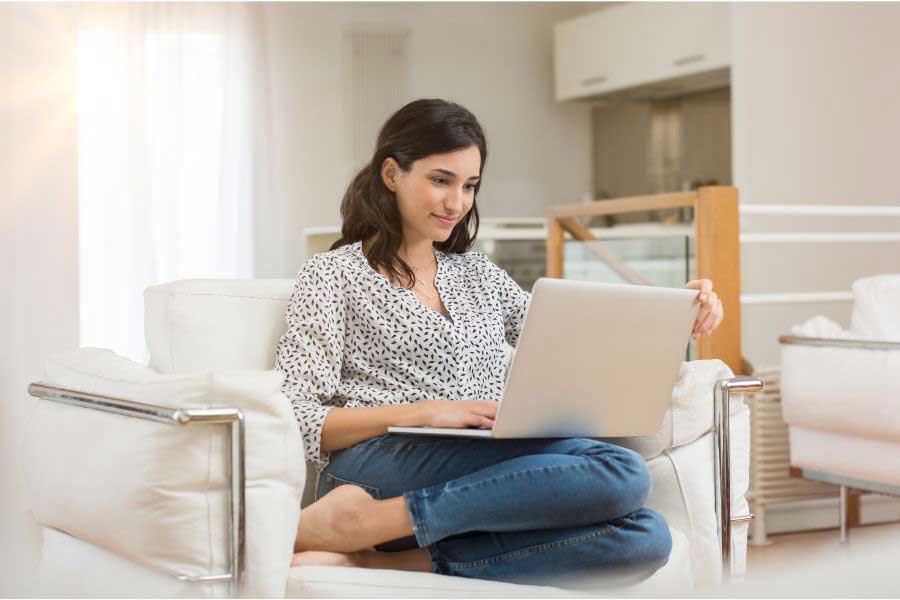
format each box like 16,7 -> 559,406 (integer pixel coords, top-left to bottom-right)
76,3 -> 272,365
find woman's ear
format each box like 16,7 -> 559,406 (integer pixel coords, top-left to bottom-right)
380,157 -> 400,192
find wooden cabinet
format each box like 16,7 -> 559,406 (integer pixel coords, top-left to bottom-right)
554,11 -> 615,100
553,3 -> 731,102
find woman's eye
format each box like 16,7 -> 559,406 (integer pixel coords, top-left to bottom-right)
433,177 -> 476,191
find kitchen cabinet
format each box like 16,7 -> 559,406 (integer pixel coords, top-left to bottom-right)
553,3 -> 731,102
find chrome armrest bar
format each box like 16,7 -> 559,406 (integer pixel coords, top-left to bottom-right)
779,335 -> 900,351
27,382 -> 246,598
714,375 -> 763,581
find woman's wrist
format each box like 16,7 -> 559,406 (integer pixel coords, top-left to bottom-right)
323,403 -> 433,452
391,400 -> 432,428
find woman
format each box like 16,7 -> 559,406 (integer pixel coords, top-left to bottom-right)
275,98 -> 724,588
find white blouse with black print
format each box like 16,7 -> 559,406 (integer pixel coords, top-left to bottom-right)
274,240 -> 532,475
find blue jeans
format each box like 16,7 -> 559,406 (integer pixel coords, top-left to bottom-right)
315,433 -> 672,589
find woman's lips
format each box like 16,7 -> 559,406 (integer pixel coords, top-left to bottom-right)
432,214 -> 457,227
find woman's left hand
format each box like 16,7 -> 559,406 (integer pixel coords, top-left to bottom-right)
683,279 -> 724,340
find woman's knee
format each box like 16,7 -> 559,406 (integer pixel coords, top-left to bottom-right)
572,508 -> 671,585
591,444 -> 653,514
631,507 -> 673,571
574,440 -> 653,511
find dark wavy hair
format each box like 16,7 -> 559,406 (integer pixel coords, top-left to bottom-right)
329,98 -> 487,289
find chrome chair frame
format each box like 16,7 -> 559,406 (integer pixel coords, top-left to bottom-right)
27,374 -> 761,594
780,334 -> 900,352
27,382 -> 246,598
714,375 -> 763,579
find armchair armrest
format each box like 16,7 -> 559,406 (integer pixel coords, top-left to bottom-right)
27,382 -> 246,597
23,346 -> 303,599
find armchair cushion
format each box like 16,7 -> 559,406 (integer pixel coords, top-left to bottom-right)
144,279 -> 294,374
23,347 -> 305,598
851,273 -> 900,341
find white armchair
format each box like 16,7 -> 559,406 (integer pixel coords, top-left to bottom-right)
780,274 -> 900,544
23,278 -> 760,597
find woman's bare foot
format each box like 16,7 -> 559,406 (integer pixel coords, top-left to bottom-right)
294,484 -> 415,553
291,546 -> 432,573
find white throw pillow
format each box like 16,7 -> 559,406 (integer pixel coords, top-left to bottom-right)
23,347 -> 305,598
851,274 -> 900,341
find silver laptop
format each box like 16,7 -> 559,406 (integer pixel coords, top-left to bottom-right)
387,277 -> 701,439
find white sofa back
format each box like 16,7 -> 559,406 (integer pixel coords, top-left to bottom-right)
145,279 -> 296,374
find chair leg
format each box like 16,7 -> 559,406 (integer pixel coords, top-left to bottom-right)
839,485 -> 850,545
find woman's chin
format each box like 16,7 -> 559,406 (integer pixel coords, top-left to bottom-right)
432,231 -> 453,243
425,226 -> 453,242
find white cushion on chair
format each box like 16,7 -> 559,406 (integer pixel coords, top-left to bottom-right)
143,279 -> 326,507
23,347 -> 305,598
144,279 -> 295,374
788,427 -> 900,488
851,273 -> 900,341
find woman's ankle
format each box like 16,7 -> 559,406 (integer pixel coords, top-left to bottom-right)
370,496 -> 416,542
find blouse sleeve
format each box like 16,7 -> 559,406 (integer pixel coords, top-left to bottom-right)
274,255 -> 345,474
478,255 -> 532,348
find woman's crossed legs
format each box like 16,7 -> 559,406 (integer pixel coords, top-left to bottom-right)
294,434 -> 672,588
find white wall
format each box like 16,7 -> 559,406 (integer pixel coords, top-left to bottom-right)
260,2 -> 595,276
731,3 -> 900,367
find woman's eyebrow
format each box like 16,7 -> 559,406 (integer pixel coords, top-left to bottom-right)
430,168 -> 480,181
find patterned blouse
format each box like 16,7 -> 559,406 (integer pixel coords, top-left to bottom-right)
274,239 -> 531,475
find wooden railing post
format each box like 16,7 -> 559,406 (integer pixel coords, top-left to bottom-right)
694,186 -> 742,374
546,215 -> 564,278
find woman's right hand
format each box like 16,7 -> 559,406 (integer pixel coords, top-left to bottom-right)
419,399 -> 498,429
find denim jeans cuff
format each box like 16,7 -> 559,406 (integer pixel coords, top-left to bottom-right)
423,542 -> 450,575
403,489 -> 432,547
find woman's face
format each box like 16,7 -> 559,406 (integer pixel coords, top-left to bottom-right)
381,144 -> 481,244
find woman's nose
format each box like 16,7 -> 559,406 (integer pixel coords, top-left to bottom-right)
444,188 -> 465,212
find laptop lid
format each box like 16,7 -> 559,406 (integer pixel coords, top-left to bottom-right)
491,278 -> 700,438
